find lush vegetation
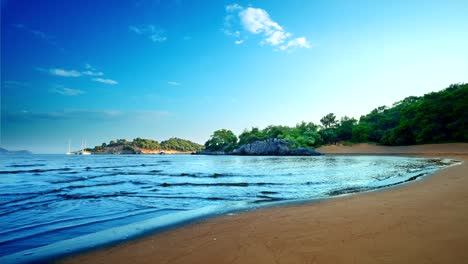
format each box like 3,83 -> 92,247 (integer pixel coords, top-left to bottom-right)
92,137 -> 203,152
161,138 -> 205,151
204,83 -> 467,151
204,129 -> 238,151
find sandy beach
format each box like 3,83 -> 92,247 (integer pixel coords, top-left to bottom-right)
61,143 -> 468,264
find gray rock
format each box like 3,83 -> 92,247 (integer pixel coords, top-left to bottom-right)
231,138 -> 320,156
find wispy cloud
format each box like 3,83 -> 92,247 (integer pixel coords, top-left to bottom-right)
50,85 -> 85,96
224,4 -> 311,51
167,81 -> 181,86
82,70 -> 104,76
82,64 -> 104,76
48,68 -> 82,77
14,24 -> 64,52
38,65 -> 117,84
14,24 -> 53,41
130,25 -> 167,43
93,78 -> 118,85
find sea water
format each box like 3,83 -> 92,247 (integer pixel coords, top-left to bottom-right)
0,154 -> 457,261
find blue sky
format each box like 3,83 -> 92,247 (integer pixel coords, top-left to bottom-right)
1,0 -> 467,153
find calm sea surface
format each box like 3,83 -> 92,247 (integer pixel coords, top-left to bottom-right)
0,154 -> 456,260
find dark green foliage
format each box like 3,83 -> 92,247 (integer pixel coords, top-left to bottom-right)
132,137 -> 161,150
219,122 -> 323,150
92,137 -> 203,152
161,138 -> 204,151
205,129 -> 238,151
336,116 -> 357,141
356,83 -> 467,145
204,83 -> 467,148
320,113 -> 338,129
122,145 -> 136,153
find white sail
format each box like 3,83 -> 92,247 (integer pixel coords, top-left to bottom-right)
66,139 -> 73,155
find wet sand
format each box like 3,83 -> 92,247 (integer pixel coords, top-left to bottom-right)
61,144 -> 468,264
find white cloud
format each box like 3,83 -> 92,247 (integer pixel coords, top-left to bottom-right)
93,78 -> 118,85
130,25 -> 167,43
49,68 -> 81,77
239,7 -> 282,34
280,37 -> 311,50
226,3 -> 242,12
82,64 -> 104,76
82,70 -> 104,76
168,81 -> 180,86
223,4 -> 311,51
264,30 -> 291,46
51,86 -> 85,96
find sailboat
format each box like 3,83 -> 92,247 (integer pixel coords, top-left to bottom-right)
66,139 -> 73,155
78,139 -> 92,155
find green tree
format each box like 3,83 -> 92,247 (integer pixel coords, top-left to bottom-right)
336,116 -> 357,141
205,129 -> 238,151
320,113 -> 338,129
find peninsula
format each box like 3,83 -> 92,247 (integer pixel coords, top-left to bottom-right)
87,137 -> 203,154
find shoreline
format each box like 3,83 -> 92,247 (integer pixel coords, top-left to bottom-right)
59,143 -> 468,264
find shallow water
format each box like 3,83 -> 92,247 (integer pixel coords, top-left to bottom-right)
0,154 -> 456,258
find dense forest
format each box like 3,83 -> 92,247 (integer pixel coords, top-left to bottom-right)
91,137 -> 204,152
205,83 -> 467,151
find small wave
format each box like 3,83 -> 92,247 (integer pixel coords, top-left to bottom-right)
260,191 -> 278,194
63,181 -> 127,190
158,182 -> 286,188
174,172 -> 238,178
327,172 -> 428,196
0,198 -> 60,217
7,164 -> 46,168
59,191 -> 138,199
58,171 -> 79,174
0,168 -> 72,174
251,196 -> 286,204
57,193 -> 232,202
0,208 -> 162,245
81,163 -> 162,171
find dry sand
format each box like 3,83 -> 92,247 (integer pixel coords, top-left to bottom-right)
316,142 -> 468,156
61,143 -> 468,264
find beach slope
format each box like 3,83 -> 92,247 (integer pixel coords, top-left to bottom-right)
62,144 -> 468,264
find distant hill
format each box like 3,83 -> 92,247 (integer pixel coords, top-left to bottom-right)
88,137 -> 204,154
0,147 -> 32,155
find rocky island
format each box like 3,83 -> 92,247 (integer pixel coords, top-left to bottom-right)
0,147 -> 32,155
87,137 -> 204,154
198,138 -> 320,156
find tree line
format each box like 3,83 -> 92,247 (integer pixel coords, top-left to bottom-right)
205,83 -> 467,151
92,137 -> 204,152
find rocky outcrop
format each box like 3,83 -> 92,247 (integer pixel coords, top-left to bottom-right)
231,138 -> 320,156
198,139 -> 321,156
